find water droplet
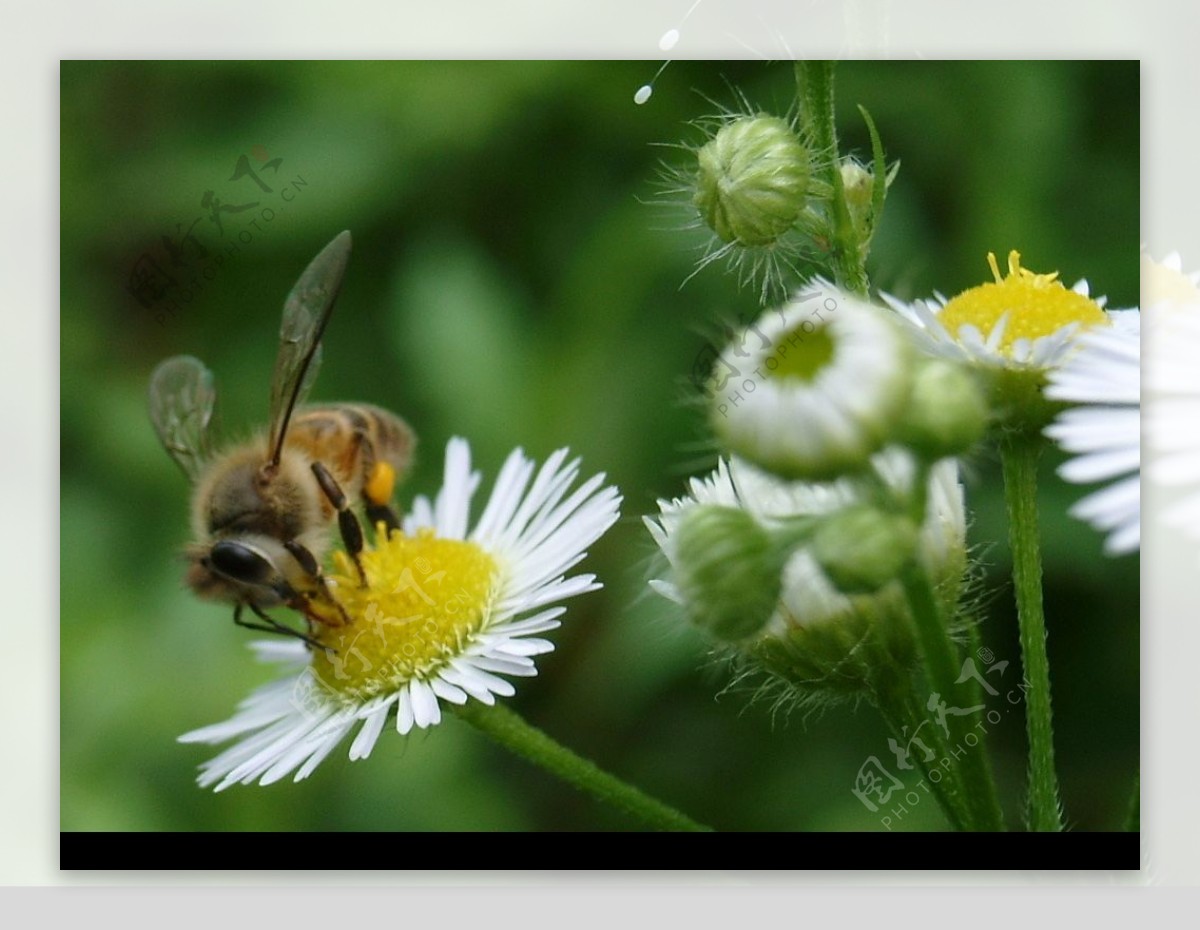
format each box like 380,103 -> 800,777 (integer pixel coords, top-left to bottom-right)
634,85 -> 653,105
659,29 -> 680,51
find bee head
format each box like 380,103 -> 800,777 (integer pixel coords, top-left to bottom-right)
184,536 -> 294,607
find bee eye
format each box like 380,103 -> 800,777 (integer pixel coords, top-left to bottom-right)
209,541 -> 275,586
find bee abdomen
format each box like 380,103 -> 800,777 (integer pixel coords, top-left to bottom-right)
290,403 -> 416,495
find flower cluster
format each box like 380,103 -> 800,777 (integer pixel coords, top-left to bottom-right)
647,273 -> 989,709
648,240 -> 1141,711
646,451 -> 967,704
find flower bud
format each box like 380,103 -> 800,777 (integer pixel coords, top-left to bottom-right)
671,504 -> 788,641
693,116 -> 810,248
898,359 -> 989,460
647,454 -> 972,708
709,288 -> 913,481
840,159 -> 874,241
811,506 -> 918,595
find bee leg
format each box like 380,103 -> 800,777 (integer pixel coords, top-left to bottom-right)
253,602 -> 335,655
233,602 -> 326,652
284,539 -> 350,626
366,502 -> 401,534
363,460 -> 401,533
311,462 -> 367,585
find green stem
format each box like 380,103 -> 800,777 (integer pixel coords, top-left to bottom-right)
1000,435 -> 1064,832
453,701 -> 712,832
876,695 -> 970,832
962,618 -> 986,706
900,562 -> 1006,831
794,60 -> 869,297
865,460 -> 988,831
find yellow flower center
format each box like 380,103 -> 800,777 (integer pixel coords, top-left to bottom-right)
310,528 -> 500,700
938,251 -> 1108,354
768,323 -> 835,383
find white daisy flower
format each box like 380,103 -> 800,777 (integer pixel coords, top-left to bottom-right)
1044,313 -> 1141,555
1144,252 -> 1200,545
708,283 -> 913,481
179,438 -> 621,790
883,250 -> 1134,374
645,449 -> 966,638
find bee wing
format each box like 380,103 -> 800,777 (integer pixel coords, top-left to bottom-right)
266,230 -> 353,466
148,355 -> 217,482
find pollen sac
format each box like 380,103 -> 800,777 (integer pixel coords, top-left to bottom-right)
693,116 -> 811,248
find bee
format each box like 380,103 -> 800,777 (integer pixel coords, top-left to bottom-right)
148,231 -> 416,648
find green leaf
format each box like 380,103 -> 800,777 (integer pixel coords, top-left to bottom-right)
857,104 -> 890,245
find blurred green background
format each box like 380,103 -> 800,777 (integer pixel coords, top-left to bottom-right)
61,61 -> 1138,832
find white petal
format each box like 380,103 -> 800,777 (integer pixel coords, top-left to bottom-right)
430,677 -> 469,705
466,654 -> 537,677
294,725 -> 354,782
1070,475 -> 1140,529
396,687 -> 416,735
1103,519 -> 1140,556
349,704 -> 391,761
435,437 -> 476,539
260,712 -> 356,785
492,607 -> 565,636
247,640 -> 310,665
1058,446 -> 1140,483
439,665 -> 497,704
409,679 -> 442,729
490,637 -> 556,657
452,659 -> 516,697
472,451 -> 534,542
405,495 -> 436,533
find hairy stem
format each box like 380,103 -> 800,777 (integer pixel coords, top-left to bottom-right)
876,693 -> 970,831
1000,434 -> 1065,832
453,701 -> 712,832
900,562 -> 1006,831
794,60 -> 869,297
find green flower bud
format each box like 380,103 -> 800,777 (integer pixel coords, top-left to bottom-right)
693,116 -> 810,248
646,454 -> 970,709
672,504 -> 789,641
811,506 -> 918,595
840,159 -> 874,240
898,359 -> 989,460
